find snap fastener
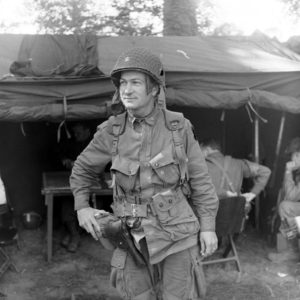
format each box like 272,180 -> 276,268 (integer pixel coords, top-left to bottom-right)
159,202 -> 163,208
168,199 -> 172,204
155,162 -> 159,167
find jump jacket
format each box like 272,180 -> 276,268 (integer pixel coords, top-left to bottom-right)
205,151 -> 271,199
70,106 -> 218,264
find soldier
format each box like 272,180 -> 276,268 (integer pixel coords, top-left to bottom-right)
200,138 -> 271,207
70,47 -> 218,299
268,137 -> 300,263
57,122 -> 92,253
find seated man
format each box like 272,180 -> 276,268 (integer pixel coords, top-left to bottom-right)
200,138 -> 271,217
57,122 -> 92,253
268,137 -> 300,263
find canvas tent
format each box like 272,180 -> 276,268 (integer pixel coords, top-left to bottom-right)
1,33 -> 300,122
0,33 -> 300,224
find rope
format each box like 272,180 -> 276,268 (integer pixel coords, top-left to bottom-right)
246,88 -> 268,123
220,110 -> 226,122
57,96 -> 71,142
245,105 -> 253,123
20,122 -> 26,136
247,101 -> 268,123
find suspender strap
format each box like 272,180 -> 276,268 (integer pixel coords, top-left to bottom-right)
111,123 -> 121,158
170,121 -> 188,184
106,113 -> 127,197
107,112 -> 127,159
163,109 -> 189,185
206,156 -> 236,193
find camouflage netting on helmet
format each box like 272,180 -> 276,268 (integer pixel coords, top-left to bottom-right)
110,47 -> 165,87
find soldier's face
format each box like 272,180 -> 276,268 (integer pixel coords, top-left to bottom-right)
291,151 -> 300,167
72,125 -> 90,142
119,71 -> 157,117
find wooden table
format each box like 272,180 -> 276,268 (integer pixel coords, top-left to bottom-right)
41,171 -> 112,262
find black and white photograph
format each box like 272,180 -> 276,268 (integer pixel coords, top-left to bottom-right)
1,0 -> 300,299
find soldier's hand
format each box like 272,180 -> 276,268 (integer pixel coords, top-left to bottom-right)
241,192 -> 256,203
199,231 -> 218,257
77,207 -> 108,240
286,161 -> 298,172
226,191 -> 237,197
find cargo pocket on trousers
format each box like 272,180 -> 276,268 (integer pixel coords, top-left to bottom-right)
110,248 -> 127,289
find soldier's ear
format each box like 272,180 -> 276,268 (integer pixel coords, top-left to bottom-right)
151,85 -> 159,97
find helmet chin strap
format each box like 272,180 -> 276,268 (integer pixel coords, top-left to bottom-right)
111,90 -> 125,115
157,87 -> 166,109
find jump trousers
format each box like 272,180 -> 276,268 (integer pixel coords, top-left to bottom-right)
110,240 -> 206,300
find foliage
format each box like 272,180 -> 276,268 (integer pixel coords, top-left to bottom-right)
31,0 -> 216,36
0,0 -> 240,36
32,0 -> 163,35
281,0 -> 300,17
196,0 -> 216,35
213,23 -> 243,36
33,0 -> 103,34
103,0 -> 163,36
2,0 -> 279,37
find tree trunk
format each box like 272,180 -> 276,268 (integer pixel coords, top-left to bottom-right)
163,0 -> 198,35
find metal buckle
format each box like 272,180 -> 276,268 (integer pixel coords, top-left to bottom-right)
131,204 -> 138,217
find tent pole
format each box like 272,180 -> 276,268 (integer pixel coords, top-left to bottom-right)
221,110 -> 226,152
254,114 -> 260,230
269,112 -> 286,188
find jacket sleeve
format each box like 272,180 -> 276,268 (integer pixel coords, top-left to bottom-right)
184,120 -> 219,232
283,171 -> 300,202
242,160 -> 271,195
70,122 -> 112,211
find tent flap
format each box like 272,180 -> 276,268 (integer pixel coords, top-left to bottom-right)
1,33 -> 300,121
0,103 -> 111,122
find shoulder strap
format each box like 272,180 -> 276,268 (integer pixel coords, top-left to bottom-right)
206,155 -> 236,193
163,109 -> 185,131
105,112 -> 127,197
106,112 -> 127,158
163,109 -> 188,184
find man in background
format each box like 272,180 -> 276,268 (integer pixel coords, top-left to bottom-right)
268,137 -> 300,263
58,122 -> 91,253
200,138 -> 271,220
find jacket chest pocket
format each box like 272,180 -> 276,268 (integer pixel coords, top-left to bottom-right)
111,156 -> 139,192
149,146 -> 180,186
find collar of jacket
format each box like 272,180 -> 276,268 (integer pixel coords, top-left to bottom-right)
127,104 -> 160,127
206,151 -> 223,160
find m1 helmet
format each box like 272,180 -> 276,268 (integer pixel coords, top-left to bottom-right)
110,47 -> 165,87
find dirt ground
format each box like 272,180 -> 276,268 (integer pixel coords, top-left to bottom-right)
1,222 -> 300,300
